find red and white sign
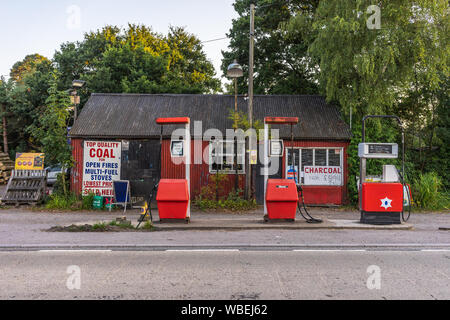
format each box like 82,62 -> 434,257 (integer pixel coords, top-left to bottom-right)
304,166 -> 342,186
82,141 -> 121,196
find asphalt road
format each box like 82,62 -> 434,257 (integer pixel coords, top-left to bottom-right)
0,209 -> 449,248
0,250 -> 449,300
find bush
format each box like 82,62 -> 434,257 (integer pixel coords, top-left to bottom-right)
52,172 -> 70,196
193,188 -> 258,212
412,172 -> 449,211
81,193 -> 95,210
45,192 -> 96,210
45,193 -> 78,210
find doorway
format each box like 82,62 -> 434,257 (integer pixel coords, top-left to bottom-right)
121,140 -> 160,205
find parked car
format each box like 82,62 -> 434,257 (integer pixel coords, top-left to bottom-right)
45,165 -> 67,186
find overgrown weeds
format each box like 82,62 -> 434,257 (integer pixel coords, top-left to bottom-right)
412,172 -> 449,211
193,188 -> 258,212
45,192 -> 97,211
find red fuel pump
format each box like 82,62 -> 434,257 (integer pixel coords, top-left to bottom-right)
358,115 -> 411,225
155,117 -> 191,223
263,117 -> 322,223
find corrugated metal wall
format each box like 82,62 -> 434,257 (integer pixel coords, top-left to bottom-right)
71,138 -> 349,205
71,138 -> 84,195
283,140 -> 349,205
161,140 -> 245,199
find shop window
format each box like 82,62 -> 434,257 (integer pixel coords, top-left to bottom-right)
286,147 -> 343,185
328,149 -> 341,167
315,149 -> 327,166
209,140 -> 245,174
301,149 -> 313,171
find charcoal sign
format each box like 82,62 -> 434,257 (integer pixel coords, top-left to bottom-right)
304,166 -> 342,186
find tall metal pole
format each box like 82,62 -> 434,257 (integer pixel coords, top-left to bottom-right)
245,3 -> 255,199
234,78 -> 239,191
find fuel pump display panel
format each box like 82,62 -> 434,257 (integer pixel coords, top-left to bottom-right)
358,143 -> 398,159
369,144 -> 392,155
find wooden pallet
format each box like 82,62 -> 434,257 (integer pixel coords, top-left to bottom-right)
0,152 -> 13,185
1,170 -> 47,205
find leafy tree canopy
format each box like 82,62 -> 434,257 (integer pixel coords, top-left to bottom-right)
10,54 -> 50,84
54,24 -> 221,96
287,0 -> 448,117
221,0 -> 320,95
286,0 -> 449,197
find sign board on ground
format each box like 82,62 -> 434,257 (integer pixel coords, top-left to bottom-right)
15,153 -> 45,170
82,141 -> 121,196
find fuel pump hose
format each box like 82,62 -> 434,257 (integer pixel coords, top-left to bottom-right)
296,185 -> 323,224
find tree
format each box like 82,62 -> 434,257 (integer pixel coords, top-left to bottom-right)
2,54 -> 54,156
31,74 -> 72,195
86,44 -> 167,94
286,0 -> 449,202
53,24 -> 221,103
287,0 -> 448,118
0,78 -> 10,154
10,54 -> 50,84
167,26 -> 221,93
221,0 -> 320,94
6,59 -> 55,153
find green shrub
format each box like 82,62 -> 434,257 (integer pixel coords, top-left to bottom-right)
45,192 -> 98,211
142,221 -> 155,230
108,220 -> 134,229
412,172 -> 449,211
81,193 -> 95,210
52,172 -> 70,196
45,193 -> 79,210
193,188 -> 258,212
92,222 -> 107,231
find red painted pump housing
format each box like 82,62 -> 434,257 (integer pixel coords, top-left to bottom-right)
361,182 -> 403,224
266,179 -> 299,220
156,179 -> 190,220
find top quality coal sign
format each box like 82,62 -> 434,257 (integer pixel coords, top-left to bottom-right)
82,141 -> 121,196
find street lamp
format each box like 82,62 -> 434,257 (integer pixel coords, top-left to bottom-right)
70,80 -> 85,121
72,80 -> 86,88
227,60 -> 243,125
227,60 -> 243,191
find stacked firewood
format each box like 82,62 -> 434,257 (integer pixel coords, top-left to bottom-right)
0,153 -> 14,184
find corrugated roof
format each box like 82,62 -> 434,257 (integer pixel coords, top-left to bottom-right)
69,93 -> 351,140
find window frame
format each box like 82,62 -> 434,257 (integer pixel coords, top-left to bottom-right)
209,140 -> 246,175
285,147 -> 344,186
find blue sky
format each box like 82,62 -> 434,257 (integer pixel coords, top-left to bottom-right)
0,0 -> 237,81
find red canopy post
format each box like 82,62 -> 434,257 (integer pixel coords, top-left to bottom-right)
155,117 -> 191,221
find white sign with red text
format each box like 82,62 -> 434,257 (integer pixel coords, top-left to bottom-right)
304,166 -> 342,186
82,141 -> 121,196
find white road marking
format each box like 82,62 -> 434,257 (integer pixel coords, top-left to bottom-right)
420,249 -> 450,252
165,249 -> 240,252
293,249 -> 367,252
37,250 -> 112,253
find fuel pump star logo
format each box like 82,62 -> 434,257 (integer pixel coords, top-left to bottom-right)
380,197 -> 393,210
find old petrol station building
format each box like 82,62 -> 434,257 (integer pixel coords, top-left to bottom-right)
69,93 -> 352,206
